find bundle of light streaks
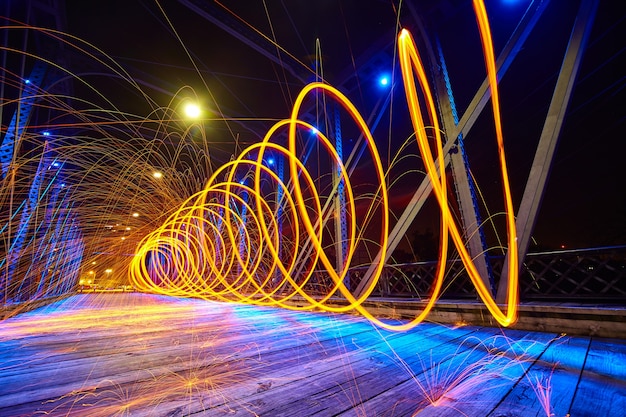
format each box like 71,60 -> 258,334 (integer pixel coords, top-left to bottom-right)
130,0 -> 519,329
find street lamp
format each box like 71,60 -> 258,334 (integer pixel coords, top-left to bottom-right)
183,102 -> 201,119
104,269 -> 113,291
89,270 -> 96,292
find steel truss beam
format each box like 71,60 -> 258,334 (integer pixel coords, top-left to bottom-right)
496,0 -> 598,302
354,0 -> 550,298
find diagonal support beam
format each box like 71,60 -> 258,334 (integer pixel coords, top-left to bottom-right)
178,0 -> 309,83
496,0 -> 598,302
354,0 -> 549,298
435,40 -> 494,294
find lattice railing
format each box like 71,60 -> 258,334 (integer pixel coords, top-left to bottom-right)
362,245 -> 626,303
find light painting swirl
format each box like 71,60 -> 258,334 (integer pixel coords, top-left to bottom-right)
129,0 -> 519,329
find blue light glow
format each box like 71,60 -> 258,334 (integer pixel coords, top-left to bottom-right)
379,76 -> 389,86
267,158 -> 275,166
42,131 -> 50,136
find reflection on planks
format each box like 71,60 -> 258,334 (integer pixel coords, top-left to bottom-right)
0,293 -> 624,416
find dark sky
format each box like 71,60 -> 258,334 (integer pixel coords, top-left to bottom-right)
13,0 -> 626,250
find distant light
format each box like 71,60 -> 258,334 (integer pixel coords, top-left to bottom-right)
311,127 -> 319,135
379,76 -> 389,86
52,162 -> 60,167
125,227 -> 131,231
42,131 -> 50,136
105,269 -> 113,274
184,102 -> 201,119
153,171 -> 163,179
267,158 -> 275,166
132,212 -> 139,217
239,179 -> 245,184
121,237 -> 126,240
25,79 -> 30,84
60,183 -> 65,188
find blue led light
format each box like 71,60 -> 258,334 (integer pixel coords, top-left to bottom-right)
43,131 -> 50,136
267,158 -> 275,166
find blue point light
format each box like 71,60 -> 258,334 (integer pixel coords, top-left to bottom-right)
52,162 -> 60,167
25,79 -> 31,84
311,127 -> 319,135
379,76 -> 389,86
42,131 -> 50,136
267,158 -> 275,166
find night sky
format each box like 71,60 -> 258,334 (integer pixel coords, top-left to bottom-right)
20,0 -> 626,251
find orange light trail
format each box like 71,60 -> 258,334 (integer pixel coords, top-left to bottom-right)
129,0 -> 519,329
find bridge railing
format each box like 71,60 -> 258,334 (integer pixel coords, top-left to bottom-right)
334,245 -> 626,303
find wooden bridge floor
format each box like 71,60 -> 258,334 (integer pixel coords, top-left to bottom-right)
0,293 -> 624,416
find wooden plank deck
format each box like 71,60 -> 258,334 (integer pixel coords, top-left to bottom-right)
0,293 -> 624,416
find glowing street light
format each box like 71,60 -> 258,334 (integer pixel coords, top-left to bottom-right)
132,212 -> 139,218
153,171 -> 163,179
183,102 -> 201,119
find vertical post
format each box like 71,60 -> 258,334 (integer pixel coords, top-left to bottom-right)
333,105 -> 349,289
1,62 -> 46,180
275,153 -> 284,287
238,188 -> 247,278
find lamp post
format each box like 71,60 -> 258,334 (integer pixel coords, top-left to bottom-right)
88,270 -> 95,292
105,269 -> 112,290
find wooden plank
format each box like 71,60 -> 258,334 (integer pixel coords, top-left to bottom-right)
1,294 -> 624,416
568,337 -> 626,417
199,325 -> 484,416
338,328 -> 558,417
0,297 -> 380,409
0,294 -> 413,413
487,334 -> 591,417
123,317 -> 467,416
